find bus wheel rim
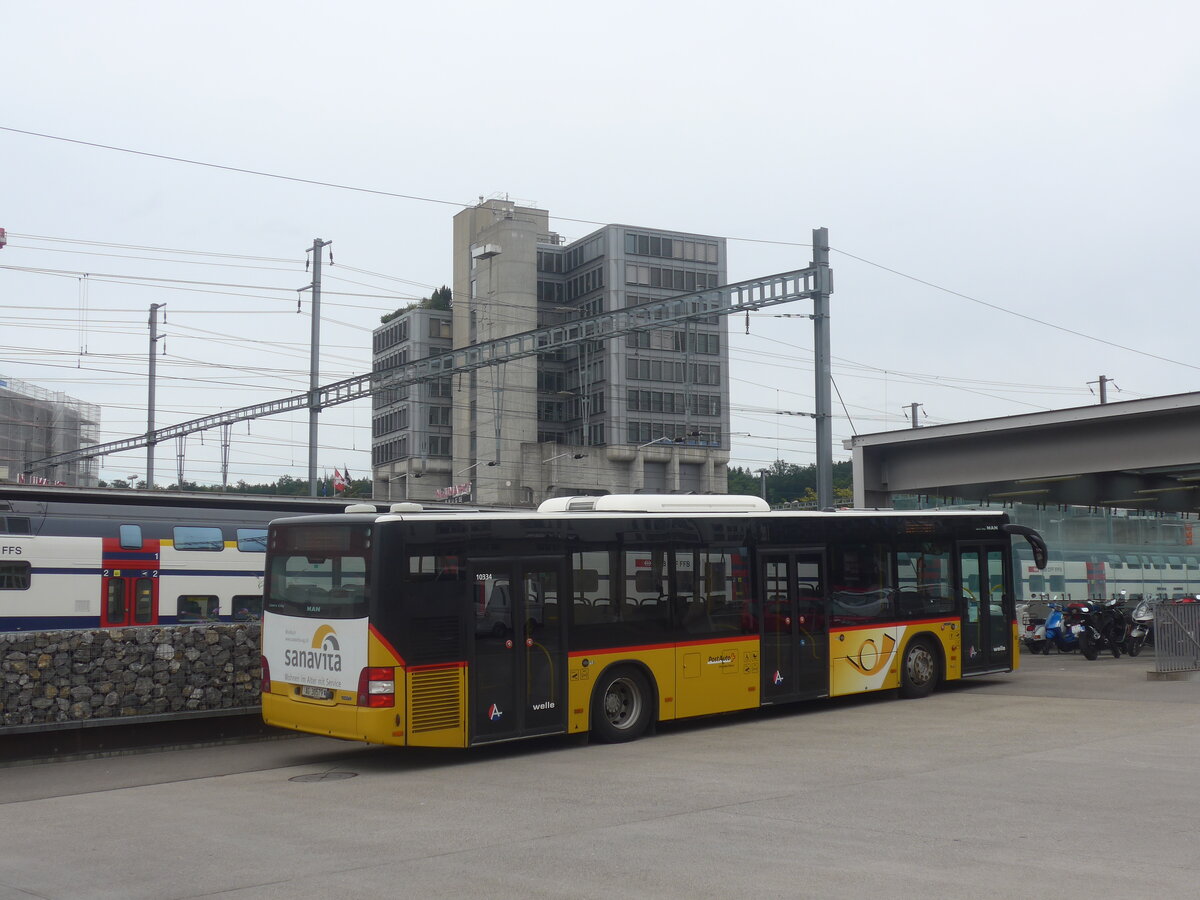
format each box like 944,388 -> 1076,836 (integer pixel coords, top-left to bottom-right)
907,645 -> 935,685
604,677 -> 640,729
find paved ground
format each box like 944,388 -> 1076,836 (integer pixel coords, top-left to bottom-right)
1,650 -> 1197,899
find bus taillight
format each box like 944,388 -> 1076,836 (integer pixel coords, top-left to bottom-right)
260,655 -> 271,694
357,667 -> 395,708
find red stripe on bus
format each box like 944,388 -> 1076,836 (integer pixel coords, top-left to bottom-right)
369,624 -> 406,667
405,661 -> 468,672
568,634 -> 757,658
832,617 -> 957,633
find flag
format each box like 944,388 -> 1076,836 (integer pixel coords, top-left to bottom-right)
343,466 -> 353,484
333,468 -> 346,493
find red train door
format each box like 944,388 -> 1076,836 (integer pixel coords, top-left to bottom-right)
100,536 -> 160,627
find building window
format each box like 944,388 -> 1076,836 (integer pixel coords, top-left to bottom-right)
538,400 -> 566,423
430,318 -> 452,339
625,232 -> 719,264
537,280 -> 565,304
428,436 -> 451,457
374,435 -> 410,466
629,358 -> 708,383
373,406 -> 409,437
625,263 -> 719,291
429,406 -> 451,426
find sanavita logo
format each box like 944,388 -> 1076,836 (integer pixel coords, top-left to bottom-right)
283,624 -> 343,672
311,624 -> 340,652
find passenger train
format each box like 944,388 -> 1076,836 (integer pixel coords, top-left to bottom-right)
1013,547 -> 1200,602
0,485 -> 376,631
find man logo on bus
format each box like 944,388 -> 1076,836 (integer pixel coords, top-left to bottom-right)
487,703 -> 503,722
311,624 -> 340,652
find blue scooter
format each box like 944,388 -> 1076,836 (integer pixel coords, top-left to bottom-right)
1042,601 -> 1079,653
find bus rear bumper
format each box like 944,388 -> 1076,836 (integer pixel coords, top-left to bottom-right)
262,692 -> 405,746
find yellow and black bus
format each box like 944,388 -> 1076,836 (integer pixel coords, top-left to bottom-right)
260,495 -> 1046,748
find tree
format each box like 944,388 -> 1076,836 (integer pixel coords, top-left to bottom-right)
380,285 -> 452,323
726,460 -> 854,506
726,466 -> 760,496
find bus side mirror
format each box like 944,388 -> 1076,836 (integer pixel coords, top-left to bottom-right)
1000,524 -> 1048,570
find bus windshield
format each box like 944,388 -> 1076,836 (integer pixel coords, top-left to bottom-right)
265,523 -> 371,619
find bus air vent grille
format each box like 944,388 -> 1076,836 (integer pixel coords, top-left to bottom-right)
410,667 -> 462,733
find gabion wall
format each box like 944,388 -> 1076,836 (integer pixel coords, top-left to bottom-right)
1,624 -> 261,728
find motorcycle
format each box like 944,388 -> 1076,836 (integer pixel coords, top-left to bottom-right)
1126,597 -> 1154,658
1018,602 -> 1050,655
1072,596 -> 1130,660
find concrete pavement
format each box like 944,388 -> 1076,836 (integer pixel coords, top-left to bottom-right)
1,650 -> 1197,899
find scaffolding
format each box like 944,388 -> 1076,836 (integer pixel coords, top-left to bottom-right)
0,374 -> 100,486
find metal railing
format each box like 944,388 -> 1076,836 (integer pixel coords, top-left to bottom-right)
1153,600 -> 1200,673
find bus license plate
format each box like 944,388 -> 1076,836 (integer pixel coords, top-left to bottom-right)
300,685 -> 333,700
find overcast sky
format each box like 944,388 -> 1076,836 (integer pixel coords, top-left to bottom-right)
3,0 -> 1197,488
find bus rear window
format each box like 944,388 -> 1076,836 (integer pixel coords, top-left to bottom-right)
266,524 -> 371,619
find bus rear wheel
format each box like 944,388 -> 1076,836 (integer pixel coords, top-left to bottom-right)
899,638 -> 939,699
591,666 -> 652,743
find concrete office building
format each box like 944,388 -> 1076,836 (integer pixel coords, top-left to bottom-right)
0,375 -> 100,486
370,303 -> 454,501
371,199 -> 730,506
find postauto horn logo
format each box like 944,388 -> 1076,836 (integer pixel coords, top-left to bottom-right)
283,624 -> 343,672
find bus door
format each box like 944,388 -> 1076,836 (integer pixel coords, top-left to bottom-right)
101,573 -> 157,627
469,556 -> 567,743
958,542 -> 1012,672
759,550 -> 828,703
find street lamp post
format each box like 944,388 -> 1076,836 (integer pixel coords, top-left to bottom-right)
542,452 -> 588,464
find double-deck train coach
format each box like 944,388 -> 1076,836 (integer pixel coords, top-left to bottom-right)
0,484 -> 373,631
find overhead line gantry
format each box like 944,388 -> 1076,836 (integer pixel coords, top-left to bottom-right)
29,228 -> 835,504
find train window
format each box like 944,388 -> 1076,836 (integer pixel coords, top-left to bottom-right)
232,595 -> 263,621
2,517 -> 32,535
135,578 -> 154,623
173,526 -> 225,551
178,595 -> 219,622
236,529 -> 268,552
120,524 -> 143,550
0,561 -> 31,590
107,578 -> 126,620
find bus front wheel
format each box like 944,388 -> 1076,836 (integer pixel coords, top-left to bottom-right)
591,666 -> 652,743
899,638 -> 939,699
